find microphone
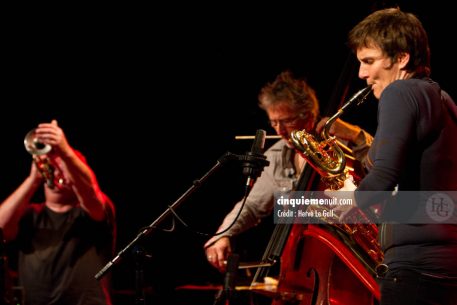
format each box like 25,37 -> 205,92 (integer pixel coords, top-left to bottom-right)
241,129 -> 269,192
251,129 -> 266,155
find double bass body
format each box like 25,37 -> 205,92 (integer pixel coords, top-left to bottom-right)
271,223 -> 380,305
254,176 -> 382,304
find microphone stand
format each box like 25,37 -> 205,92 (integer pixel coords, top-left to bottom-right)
132,245 -> 149,305
213,253 -> 240,305
95,151 -> 259,305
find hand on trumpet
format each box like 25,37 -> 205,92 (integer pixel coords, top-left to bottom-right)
28,159 -> 45,186
34,120 -> 72,157
25,120 -> 73,189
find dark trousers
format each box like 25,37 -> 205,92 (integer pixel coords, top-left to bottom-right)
379,268 -> 457,305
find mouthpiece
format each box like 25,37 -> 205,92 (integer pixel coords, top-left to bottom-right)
342,85 -> 372,110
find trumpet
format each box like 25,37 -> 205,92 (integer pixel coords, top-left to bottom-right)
24,129 -> 64,189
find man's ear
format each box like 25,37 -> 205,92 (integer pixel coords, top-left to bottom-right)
398,52 -> 410,69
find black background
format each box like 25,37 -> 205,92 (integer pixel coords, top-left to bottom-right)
2,2 -> 456,304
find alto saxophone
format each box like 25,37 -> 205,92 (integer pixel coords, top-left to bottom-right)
290,85 -> 384,266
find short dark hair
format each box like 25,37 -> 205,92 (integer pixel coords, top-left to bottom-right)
348,8 -> 430,77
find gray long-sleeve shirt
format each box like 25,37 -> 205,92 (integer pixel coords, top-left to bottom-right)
205,140 -> 296,247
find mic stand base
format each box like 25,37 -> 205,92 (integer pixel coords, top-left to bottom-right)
133,246 -> 150,305
213,289 -> 236,305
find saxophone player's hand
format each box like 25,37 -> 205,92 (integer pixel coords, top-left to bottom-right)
324,176 -> 357,222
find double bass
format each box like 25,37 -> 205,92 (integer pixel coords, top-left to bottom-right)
250,87 -> 383,305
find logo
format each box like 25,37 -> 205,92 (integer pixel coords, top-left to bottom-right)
426,192 -> 455,222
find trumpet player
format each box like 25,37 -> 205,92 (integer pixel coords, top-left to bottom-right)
0,120 -> 116,305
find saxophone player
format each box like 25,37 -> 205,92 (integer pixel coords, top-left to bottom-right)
326,8 -> 457,305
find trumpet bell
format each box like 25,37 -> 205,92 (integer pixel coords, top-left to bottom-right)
24,129 -> 51,155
